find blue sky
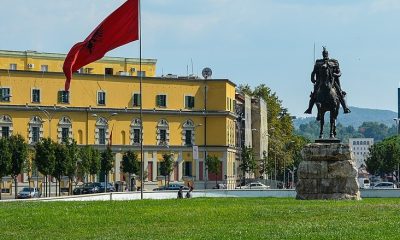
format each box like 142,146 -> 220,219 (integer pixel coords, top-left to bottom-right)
1,0 -> 399,117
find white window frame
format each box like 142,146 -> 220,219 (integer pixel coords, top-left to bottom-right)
31,88 -> 41,103
57,116 -> 72,144
9,63 -> 17,70
130,118 -> 142,145
40,65 -> 48,72
182,119 -> 195,146
97,90 -> 106,105
28,116 -> 44,144
157,119 -> 169,146
95,117 -> 109,145
0,115 -> 13,138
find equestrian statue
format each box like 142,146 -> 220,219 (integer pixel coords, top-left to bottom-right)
304,47 -> 351,139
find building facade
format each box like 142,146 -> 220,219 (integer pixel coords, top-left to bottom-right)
349,138 -> 374,169
0,50 -> 237,190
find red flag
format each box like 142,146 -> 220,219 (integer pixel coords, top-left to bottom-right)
63,0 -> 139,91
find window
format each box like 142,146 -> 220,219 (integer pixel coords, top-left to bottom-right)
99,128 -> 106,145
9,64 -> 17,70
156,95 -> 167,107
1,126 -> 9,138
95,117 -> 109,145
97,91 -> 106,105
185,96 -> 195,109
130,118 -> 141,145
32,127 -> 40,143
160,129 -> 167,143
41,65 -> 48,72
0,88 -> 11,102
137,71 -> 146,77
133,93 -> 141,107
185,130 -> 192,146
157,119 -> 169,145
32,89 -> 40,103
183,161 -> 193,177
61,128 -> 69,143
105,68 -> 113,75
133,129 -> 141,144
58,90 -> 69,104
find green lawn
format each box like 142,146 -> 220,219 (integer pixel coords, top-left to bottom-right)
1,198 -> 399,240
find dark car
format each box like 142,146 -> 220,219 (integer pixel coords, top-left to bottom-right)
97,182 -> 116,192
81,183 -> 100,194
153,184 -> 189,191
72,186 -> 84,195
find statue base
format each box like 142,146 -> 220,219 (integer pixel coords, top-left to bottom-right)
315,139 -> 340,144
296,143 -> 360,200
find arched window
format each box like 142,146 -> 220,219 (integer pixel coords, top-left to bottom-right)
182,119 -> 195,146
28,116 -> 44,144
95,117 -> 109,145
130,118 -> 141,145
0,115 -> 13,138
57,116 -> 72,143
157,119 -> 169,146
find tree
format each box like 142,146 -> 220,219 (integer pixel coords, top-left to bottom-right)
160,153 -> 174,188
366,135 -> 400,177
8,135 -> 28,199
121,150 -> 139,191
80,145 -> 101,183
205,155 -> 222,187
34,138 -> 56,197
64,140 -> 80,194
100,146 -> 114,192
53,143 -> 68,196
239,146 -> 256,185
0,137 -> 11,200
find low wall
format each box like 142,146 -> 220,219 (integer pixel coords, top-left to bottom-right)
3,189 -> 399,202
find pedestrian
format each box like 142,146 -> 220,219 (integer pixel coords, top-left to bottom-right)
186,186 -> 193,198
177,186 -> 183,199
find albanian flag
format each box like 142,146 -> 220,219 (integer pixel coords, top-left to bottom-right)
63,0 -> 139,91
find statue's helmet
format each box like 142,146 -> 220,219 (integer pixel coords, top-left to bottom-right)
322,47 -> 329,59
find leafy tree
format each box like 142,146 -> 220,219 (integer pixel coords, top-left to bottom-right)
34,137 -> 56,197
366,135 -> 400,177
121,150 -> 139,190
80,146 -> 101,183
8,134 -> 28,199
239,146 -> 256,185
100,146 -> 114,192
205,155 -> 222,186
64,140 -> 80,194
359,122 -> 391,142
53,143 -> 67,196
0,137 -> 11,200
160,153 -> 174,187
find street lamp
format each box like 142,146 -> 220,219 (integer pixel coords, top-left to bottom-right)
394,118 -> 399,183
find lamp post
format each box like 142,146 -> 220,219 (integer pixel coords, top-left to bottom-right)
394,118 -> 399,183
91,112 -> 118,192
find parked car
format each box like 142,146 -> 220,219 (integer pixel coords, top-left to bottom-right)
372,182 -> 397,189
17,187 -> 41,199
72,186 -> 84,195
81,183 -> 100,194
153,184 -> 189,191
236,182 -> 270,190
212,183 -> 227,189
97,182 -> 116,192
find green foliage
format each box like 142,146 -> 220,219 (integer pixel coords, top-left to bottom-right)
121,150 -> 139,175
0,137 -> 11,178
296,121 -> 395,142
79,146 -> 101,177
1,198 -> 400,239
53,142 -> 67,181
8,134 -> 28,179
34,137 -> 56,177
366,135 -> 400,176
64,140 -> 79,179
160,153 -> 174,177
239,146 -> 256,177
100,146 -> 114,174
205,155 -> 221,177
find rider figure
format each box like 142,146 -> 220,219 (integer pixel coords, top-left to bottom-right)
304,47 -> 351,116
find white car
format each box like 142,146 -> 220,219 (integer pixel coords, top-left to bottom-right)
17,187 -> 41,199
237,182 -> 270,189
372,182 -> 397,189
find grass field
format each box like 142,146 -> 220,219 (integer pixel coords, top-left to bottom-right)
1,198 -> 400,240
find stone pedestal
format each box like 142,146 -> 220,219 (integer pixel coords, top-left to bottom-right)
296,143 -> 360,200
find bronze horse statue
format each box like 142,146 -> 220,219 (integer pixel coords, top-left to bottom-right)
315,63 -> 340,139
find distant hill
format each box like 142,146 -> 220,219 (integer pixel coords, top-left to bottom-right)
293,107 -> 398,129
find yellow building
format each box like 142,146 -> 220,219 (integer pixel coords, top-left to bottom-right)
0,50 -> 237,190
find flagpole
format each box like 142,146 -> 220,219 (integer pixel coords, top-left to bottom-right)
138,0 -> 144,200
